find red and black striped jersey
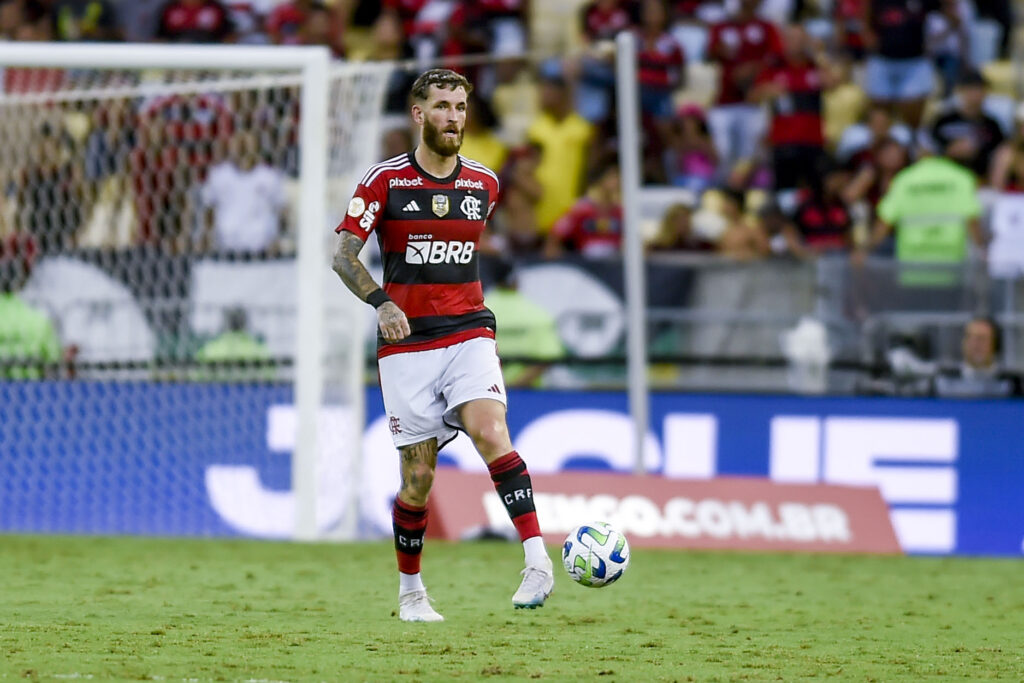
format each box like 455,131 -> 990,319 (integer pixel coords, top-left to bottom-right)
337,151 -> 500,358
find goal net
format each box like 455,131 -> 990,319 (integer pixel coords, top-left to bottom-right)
0,45 -> 389,540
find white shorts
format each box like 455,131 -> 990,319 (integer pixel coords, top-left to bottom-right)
378,336 -> 507,448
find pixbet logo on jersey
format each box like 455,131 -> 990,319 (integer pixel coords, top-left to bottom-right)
389,177 -> 424,188
405,240 -> 475,264
455,178 -> 485,190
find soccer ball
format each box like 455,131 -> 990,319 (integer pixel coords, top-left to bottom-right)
562,522 -> 630,587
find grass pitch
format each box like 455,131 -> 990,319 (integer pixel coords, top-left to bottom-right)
1,536 -> 1022,681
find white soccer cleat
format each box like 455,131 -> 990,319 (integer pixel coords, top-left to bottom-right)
512,558 -> 554,609
398,590 -> 445,622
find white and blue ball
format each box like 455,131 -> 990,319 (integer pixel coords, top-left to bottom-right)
562,522 -> 630,587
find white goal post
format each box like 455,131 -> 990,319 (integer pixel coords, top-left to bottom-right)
0,42 -> 373,540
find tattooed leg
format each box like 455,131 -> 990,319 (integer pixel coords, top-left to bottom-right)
397,438 -> 438,507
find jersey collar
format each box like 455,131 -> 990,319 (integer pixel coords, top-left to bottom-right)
407,150 -> 462,185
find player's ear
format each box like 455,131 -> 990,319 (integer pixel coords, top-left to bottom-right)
411,103 -> 423,126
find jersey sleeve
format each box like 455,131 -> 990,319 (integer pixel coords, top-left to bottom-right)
336,175 -> 386,241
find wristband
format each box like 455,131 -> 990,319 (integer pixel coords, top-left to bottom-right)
366,288 -> 392,309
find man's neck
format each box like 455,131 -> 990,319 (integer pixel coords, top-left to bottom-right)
414,144 -> 458,179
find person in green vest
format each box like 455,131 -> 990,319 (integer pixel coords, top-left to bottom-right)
857,147 -> 984,270
194,306 -> 274,382
485,259 -> 564,388
0,234 -> 60,380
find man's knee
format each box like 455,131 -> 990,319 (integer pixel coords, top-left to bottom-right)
399,439 -> 438,506
400,462 -> 435,506
470,418 -> 511,453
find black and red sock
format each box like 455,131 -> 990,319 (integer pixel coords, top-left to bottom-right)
487,451 -> 541,541
392,497 -> 427,574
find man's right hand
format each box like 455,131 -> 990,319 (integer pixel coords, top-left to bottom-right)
378,301 -> 411,343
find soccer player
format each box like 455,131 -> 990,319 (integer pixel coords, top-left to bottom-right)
332,69 -> 554,622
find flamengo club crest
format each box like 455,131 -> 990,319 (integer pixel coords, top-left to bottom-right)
461,194 -> 482,220
432,194 -> 450,217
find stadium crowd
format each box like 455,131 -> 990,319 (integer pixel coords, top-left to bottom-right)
0,1 -> 1018,258
0,0 -> 1020,393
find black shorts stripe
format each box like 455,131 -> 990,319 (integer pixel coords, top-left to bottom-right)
379,310 -> 497,346
383,251 -> 479,285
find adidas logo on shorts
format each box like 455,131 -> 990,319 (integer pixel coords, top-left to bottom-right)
403,200 -> 421,212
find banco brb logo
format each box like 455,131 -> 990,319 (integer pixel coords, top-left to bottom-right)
405,240 -> 475,264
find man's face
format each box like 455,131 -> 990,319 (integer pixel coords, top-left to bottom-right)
963,320 -> 997,369
416,84 -> 467,158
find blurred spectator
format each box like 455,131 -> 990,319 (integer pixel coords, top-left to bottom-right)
487,144 -> 544,256
0,0 -> 51,40
783,163 -> 855,259
837,102 -> 914,167
974,0 -> 1011,58
267,0 -> 344,56
405,0 -> 479,63
471,0 -> 527,59
0,233 -> 60,380
266,0 -> 313,44
368,11 -> 416,114
860,150 -> 983,264
131,91 -> 232,250
833,0 -> 867,61
156,0 -> 235,43
383,0 -> 427,38
20,121 -> 81,254
863,0 -> 936,129
925,0 -> 969,97
221,0 -> 273,44
636,0 -> 685,121
647,202 -> 715,251
751,23 -> 831,192
296,1 -> 345,57
843,135 -> 910,211
706,0 -> 783,174
666,104 -> 717,193
485,259 -> 564,387
576,0 -> 632,122
194,306 -> 273,382
200,131 -> 287,254
988,104 -> 1024,191
928,70 -> 1004,180
460,93 -> 508,174
528,73 -> 594,233
545,159 -> 622,259
51,0 -> 122,41
712,188 -> 770,260
822,58 -> 868,149
932,317 -> 1022,397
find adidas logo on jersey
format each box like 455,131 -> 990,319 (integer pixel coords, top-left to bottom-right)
405,240 -> 475,265
403,200 -> 421,212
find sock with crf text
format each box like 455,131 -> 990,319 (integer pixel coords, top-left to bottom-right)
487,451 -> 547,567
392,497 -> 428,589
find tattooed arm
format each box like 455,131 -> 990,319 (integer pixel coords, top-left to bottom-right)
332,231 -> 411,342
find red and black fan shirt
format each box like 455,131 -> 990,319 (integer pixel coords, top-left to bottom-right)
755,61 -> 824,147
337,152 -> 500,358
707,18 -> 783,105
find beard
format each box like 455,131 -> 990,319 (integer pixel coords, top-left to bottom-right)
422,118 -> 463,157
